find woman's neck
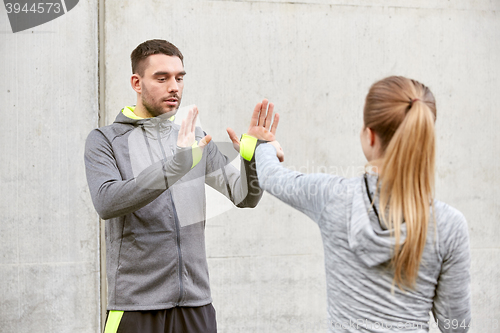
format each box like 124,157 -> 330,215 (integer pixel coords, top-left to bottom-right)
367,158 -> 384,174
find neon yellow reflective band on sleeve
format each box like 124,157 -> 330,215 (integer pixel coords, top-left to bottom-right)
104,310 -> 124,333
191,141 -> 202,168
239,133 -> 258,161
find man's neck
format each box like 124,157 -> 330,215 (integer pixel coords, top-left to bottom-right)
133,103 -> 153,118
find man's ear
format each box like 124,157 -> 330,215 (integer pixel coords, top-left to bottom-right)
131,74 -> 141,93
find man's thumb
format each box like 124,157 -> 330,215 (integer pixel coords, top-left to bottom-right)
199,134 -> 212,148
226,128 -> 239,144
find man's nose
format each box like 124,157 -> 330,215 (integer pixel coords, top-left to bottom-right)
167,78 -> 179,92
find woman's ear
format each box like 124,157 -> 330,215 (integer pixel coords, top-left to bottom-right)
366,127 -> 376,147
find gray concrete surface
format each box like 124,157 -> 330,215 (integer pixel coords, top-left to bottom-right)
1,0 -> 499,332
103,1 -> 499,332
0,1 -> 100,332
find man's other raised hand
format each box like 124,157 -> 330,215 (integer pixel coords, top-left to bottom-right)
177,106 -> 212,148
226,99 -> 280,157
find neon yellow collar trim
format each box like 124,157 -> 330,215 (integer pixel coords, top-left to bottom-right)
122,106 -> 175,121
122,106 -> 144,119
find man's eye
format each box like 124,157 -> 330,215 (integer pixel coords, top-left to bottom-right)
158,78 -> 166,82
176,77 -> 184,82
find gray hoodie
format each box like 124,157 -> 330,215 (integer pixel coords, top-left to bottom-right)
255,144 -> 471,333
84,110 -> 262,311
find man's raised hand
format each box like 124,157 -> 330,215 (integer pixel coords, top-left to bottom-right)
177,106 -> 212,148
247,99 -> 279,141
226,99 -> 280,152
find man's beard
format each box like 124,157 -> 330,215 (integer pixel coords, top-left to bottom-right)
142,87 -> 181,118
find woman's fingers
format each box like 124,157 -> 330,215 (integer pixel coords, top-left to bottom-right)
269,140 -> 284,162
276,147 -> 284,162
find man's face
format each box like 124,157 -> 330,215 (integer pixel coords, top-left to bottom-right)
139,54 -> 185,118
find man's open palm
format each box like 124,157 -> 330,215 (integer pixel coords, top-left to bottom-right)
226,99 -> 280,151
178,106 -> 212,148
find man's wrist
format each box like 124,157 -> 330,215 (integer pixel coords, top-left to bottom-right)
240,133 -> 268,161
190,141 -> 202,169
174,142 -> 201,169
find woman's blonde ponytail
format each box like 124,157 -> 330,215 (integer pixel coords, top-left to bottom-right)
364,76 -> 437,289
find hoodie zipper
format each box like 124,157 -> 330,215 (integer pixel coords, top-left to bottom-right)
143,122 -> 185,306
169,193 -> 184,306
157,124 -> 185,307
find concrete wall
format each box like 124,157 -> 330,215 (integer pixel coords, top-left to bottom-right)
103,1 -> 499,332
0,1 -> 100,332
1,0 -> 499,332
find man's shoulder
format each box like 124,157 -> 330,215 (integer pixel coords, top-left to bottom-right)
194,126 -> 205,137
87,119 -> 134,142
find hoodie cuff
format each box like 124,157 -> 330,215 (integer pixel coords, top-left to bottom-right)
191,141 -> 202,169
175,143 -> 201,169
240,134 -> 268,162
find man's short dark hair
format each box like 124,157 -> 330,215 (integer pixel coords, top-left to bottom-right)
131,39 -> 184,76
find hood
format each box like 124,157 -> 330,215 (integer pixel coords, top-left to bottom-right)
115,106 -> 178,139
114,106 -> 176,125
114,106 -> 146,125
348,173 -> 407,267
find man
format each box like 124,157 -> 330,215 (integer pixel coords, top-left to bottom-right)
84,39 -> 279,333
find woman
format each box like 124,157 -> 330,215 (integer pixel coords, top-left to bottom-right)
247,77 -> 471,332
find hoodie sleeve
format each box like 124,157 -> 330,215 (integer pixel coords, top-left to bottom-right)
432,211 -> 471,332
204,137 -> 263,208
84,129 -> 194,220
255,144 -> 344,223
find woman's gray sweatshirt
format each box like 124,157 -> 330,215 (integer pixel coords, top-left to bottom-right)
255,144 -> 471,333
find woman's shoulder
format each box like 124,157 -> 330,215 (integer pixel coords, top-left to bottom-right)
432,199 -> 468,230
320,173 -> 363,197
432,200 -> 470,259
